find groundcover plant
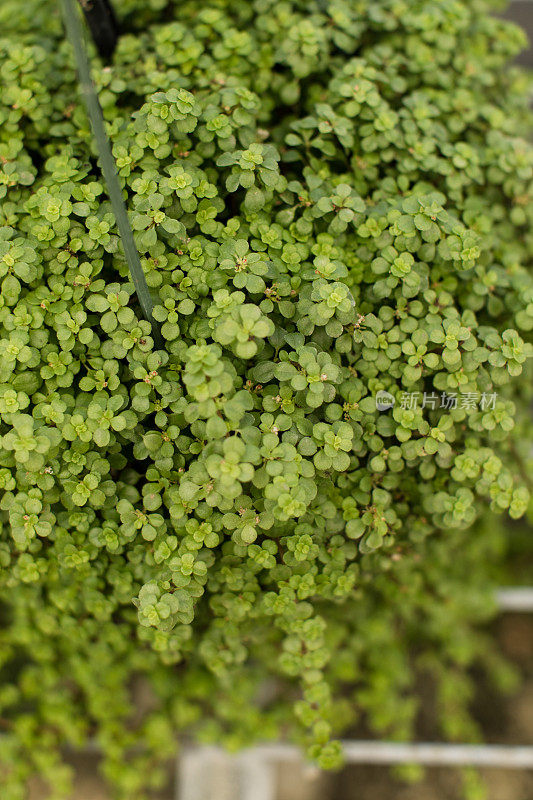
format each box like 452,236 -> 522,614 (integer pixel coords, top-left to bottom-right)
0,0 -> 532,796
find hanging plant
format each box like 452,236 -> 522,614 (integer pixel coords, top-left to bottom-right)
0,0 -> 531,796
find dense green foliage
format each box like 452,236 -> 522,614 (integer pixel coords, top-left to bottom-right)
0,0 -> 532,796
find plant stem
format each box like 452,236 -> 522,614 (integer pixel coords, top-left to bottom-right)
59,0 -> 162,348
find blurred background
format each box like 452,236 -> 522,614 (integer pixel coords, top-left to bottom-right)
32,610 -> 532,800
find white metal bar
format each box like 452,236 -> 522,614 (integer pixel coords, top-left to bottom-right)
496,587 -> 533,612
236,741 -> 533,769
336,742 -> 533,768
177,740 -> 533,800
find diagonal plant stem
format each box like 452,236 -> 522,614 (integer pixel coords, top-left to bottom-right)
60,0 -> 162,348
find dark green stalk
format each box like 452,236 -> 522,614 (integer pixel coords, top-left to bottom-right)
60,0 -> 162,348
